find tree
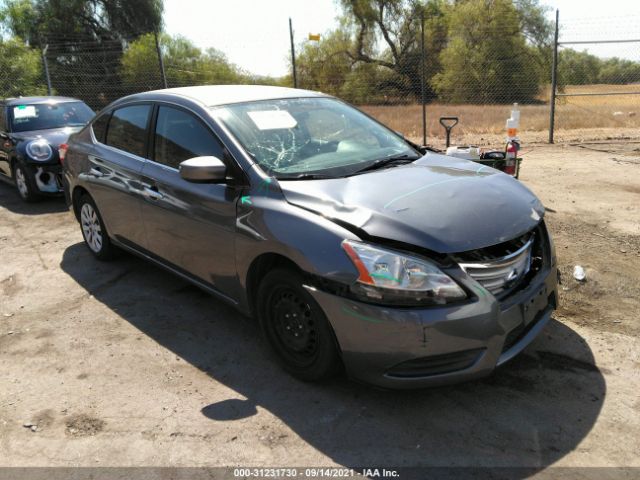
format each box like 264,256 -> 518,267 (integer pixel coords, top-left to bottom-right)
598,57 -> 640,85
556,50 -> 640,87
296,29 -> 354,97
513,0 -> 553,78
0,38 -> 47,97
119,32 -> 167,91
432,0 -> 542,104
513,0 -> 553,52
341,62 -> 416,104
294,23 -> 420,104
121,33 -> 245,90
1,0 -> 162,44
338,0 -> 449,100
557,49 -> 601,86
1,0 -> 163,105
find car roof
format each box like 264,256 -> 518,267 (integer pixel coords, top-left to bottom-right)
144,85 -> 329,107
2,96 -> 84,106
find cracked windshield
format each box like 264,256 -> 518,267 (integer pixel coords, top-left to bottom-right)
211,97 -> 417,178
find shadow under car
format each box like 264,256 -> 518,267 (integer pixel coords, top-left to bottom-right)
60,242 -> 606,475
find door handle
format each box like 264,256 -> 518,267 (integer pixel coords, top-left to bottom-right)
89,167 -> 104,178
143,186 -> 163,201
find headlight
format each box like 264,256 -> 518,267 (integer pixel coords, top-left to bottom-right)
25,140 -> 53,161
341,240 -> 467,306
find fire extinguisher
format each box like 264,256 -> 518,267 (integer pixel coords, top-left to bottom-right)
504,140 -> 519,176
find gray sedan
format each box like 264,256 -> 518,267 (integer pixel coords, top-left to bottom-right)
62,85 -> 558,388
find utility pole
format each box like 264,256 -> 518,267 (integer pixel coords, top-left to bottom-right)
549,9 -> 559,144
41,45 -> 52,96
155,31 -> 168,89
289,18 -> 297,88
420,11 -> 427,146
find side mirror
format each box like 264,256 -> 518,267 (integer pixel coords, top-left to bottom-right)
179,156 -> 226,183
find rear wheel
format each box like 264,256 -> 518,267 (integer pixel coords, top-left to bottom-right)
257,268 -> 342,381
77,194 -> 115,261
13,163 -> 39,202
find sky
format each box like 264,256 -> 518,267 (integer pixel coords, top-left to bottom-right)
164,0 -> 640,78
164,0 -> 340,77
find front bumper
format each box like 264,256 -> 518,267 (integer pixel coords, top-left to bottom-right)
307,264 -> 558,389
26,162 -> 63,195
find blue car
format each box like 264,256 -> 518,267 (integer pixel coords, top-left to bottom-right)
0,96 -> 94,202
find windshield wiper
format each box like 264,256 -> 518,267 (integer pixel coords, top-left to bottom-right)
351,153 -> 420,174
279,173 -> 335,180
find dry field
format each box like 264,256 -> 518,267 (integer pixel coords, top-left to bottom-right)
361,84 -> 640,147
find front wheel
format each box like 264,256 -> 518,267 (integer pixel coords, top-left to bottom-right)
77,194 -> 115,261
257,268 -> 342,381
13,163 -> 39,202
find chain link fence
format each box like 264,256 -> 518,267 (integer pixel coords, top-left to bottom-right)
551,13 -> 640,143
1,11 -> 639,147
292,12 -> 549,148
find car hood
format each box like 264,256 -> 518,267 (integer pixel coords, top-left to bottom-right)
279,152 -> 545,254
13,126 -> 83,145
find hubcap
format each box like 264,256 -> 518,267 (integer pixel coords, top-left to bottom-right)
80,203 -> 103,253
271,288 -> 318,359
15,168 -> 28,198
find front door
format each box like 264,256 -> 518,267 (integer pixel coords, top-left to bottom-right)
140,105 -> 240,299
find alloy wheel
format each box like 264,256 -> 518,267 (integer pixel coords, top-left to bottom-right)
80,203 -> 103,253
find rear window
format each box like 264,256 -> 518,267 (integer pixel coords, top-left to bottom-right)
105,105 -> 150,158
91,113 -> 110,143
10,102 -> 94,132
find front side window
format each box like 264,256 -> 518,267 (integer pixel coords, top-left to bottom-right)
10,101 -> 94,132
105,105 -> 151,158
153,106 -> 225,169
210,97 -> 416,178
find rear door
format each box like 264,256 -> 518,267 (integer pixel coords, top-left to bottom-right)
140,104 -> 241,298
86,104 -> 151,248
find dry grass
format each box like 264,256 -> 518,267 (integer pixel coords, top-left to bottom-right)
360,85 -> 640,147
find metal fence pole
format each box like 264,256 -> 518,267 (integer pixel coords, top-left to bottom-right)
41,45 -> 52,96
155,32 -> 168,89
548,9 -> 559,144
420,11 -> 427,146
289,18 -> 297,88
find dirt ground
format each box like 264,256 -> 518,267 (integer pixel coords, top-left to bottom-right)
0,143 -> 639,475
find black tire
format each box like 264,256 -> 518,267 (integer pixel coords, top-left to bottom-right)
76,193 -> 115,261
257,268 -> 342,381
13,162 -> 39,202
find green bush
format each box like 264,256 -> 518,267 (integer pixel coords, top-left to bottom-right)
0,38 -> 48,98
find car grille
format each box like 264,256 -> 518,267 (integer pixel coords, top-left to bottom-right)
458,234 -> 534,296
